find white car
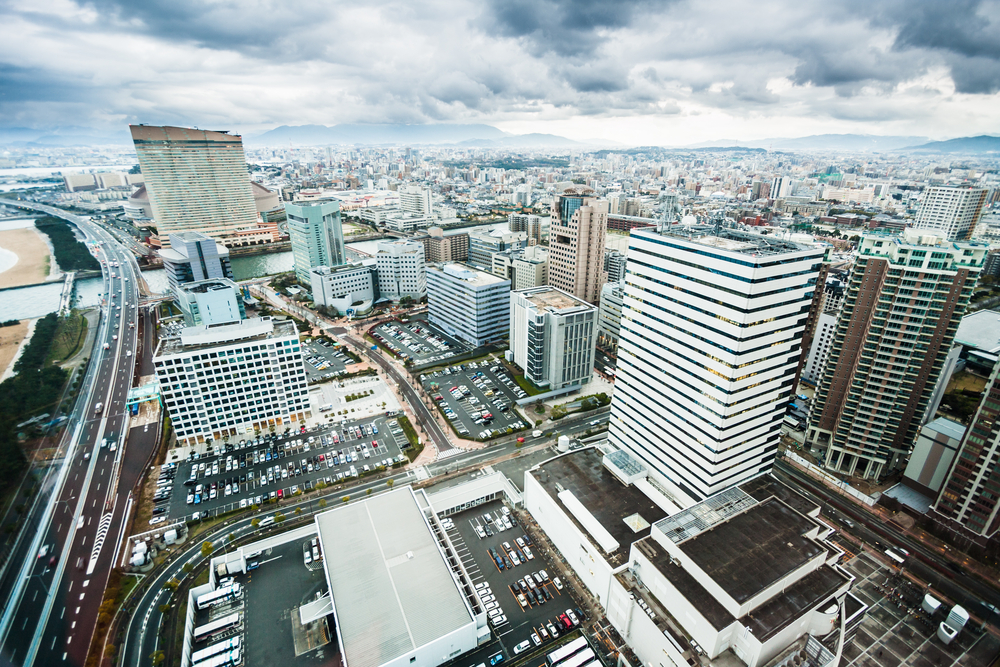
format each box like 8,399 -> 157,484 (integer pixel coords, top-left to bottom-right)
513,640 -> 531,655
553,576 -> 563,590
149,516 -> 167,526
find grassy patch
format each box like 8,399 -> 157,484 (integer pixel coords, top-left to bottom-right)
947,371 -> 988,394
48,311 -> 87,363
550,392 -> 611,420
398,416 -> 424,461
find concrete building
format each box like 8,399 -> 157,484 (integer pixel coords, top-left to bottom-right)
610,226 -> 824,505
153,317 -> 310,446
913,186 -> 989,242
801,311 -> 839,386
807,230 -> 987,480
399,184 -> 433,216
427,264 -> 510,347
468,228 -> 527,270
310,262 -> 379,315
383,212 -> 435,233
413,227 -> 469,263
508,213 -> 543,245
549,187 -> 608,304
597,280 -> 624,351
604,249 -> 627,283
175,278 -> 246,327
129,125 -> 259,246
490,246 -> 548,290
376,241 -> 426,301
316,487 -> 481,667
285,201 -> 346,284
510,287 -> 596,391
932,362 -> 1000,546
159,231 -> 234,293
124,185 -> 153,222
523,448 -> 862,667
903,417 -> 965,498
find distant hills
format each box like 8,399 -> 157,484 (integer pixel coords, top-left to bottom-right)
682,134 -> 930,152
900,135 -> 1000,153
249,123 -> 510,146
0,126 -> 131,146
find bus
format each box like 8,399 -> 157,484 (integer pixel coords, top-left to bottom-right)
320,404 -> 333,412
193,648 -> 240,667
191,636 -> 240,664
193,613 -> 240,642
196,583 -> 241,610
557,648 -> 595,667
546,636 -> 588,666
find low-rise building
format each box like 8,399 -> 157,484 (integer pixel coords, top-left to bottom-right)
510,286 -> 596,391
159,231 -> 234,293
427,263 -> 511,347
310,262 -> 380,315
153,317 -> 310,446
468,228 -> 527,270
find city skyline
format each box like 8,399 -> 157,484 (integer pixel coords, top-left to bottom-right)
2,1 -> 1000,145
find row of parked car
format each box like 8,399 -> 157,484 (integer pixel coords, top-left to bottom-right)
514,609 -> 583,653
473,581 -> 506,627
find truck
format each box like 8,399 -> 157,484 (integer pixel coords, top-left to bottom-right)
532,430 -> 543,438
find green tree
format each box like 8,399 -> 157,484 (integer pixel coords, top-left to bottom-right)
182,562 -> 193,573
251,518 -> 260,528
150,651 -> 165,666
366,488 -> 373,497
386,479 -> 394,489
342,496 -> 350,504
318,498 -> 327,509
294,507 -> 303,516
275,512 -> 286,523
200,541 -> 214,558
158,603 -> 171,614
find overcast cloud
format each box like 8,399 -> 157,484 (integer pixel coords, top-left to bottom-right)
1,0 -> 999,144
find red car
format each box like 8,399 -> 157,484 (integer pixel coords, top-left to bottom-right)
559,614 -> 573,629
277,489 -> 284,498
372,440 -> 378,447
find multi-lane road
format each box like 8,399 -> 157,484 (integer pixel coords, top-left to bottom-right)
0,203 -> 159,667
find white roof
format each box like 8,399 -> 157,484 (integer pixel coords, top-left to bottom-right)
316,488 -> 473,667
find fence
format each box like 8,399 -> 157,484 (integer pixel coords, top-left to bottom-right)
783,451 -> 878,506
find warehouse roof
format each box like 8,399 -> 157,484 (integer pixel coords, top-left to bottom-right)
315,487 -> 474,667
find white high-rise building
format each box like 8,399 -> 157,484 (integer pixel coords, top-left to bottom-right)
800,311 -> 838,386
912,186 -> 989,241
427,264 -> 510,347
510,287 -> 596,391
597,280 -> 625,351
174,278 -> 246,327
399,185 -> 433,216
375,240 -> 426,301
153,317 -> 310,446
609,226 -> 825,505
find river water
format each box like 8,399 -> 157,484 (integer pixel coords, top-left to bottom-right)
0,250 -> 295,320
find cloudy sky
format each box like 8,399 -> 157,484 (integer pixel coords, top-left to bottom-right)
2,0 -> 1000,144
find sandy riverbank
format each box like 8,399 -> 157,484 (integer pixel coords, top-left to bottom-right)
0,227 -> 52,289
0,319 -> 32,380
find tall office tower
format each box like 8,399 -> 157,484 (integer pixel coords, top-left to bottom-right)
806,229 -> 986,480
597,279 -> 625,351
912,186 -> 989,242
159,231 -> 234,293
376,240 -> 426,301
931,361 -> 1000,546
413,227 -> 469,263
427,264 -> 510,347
468,228 -> 527,269
399,184 -> 433,216
153,317 -> 310,446
549,187 -> 608,304
285,201 -> 345,284
609,226 -> 824,506
129,125 -> 258,245
771,176 -> 790,199
604,249 -> 627,283
510,287 -> 596,391
175,278 -> 246,327
508,213 -> 543,245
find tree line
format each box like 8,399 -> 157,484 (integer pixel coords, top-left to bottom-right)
35,216 -> 100,272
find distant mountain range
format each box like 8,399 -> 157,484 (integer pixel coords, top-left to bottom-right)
900,135 -> 1000,153
0,126 -> 132,146
682,134 -> 930,152
249,123 -> 510,146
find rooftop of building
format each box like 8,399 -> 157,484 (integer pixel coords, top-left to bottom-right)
158,232 -> 229,261
315,487 -> 473,667
129,124 -> 242,143
955,309 -> 1000,354
528,447 -> 669,565
642,225 -> 818,257
517,286 -> 594,313
739,475 -> 819,517
669,497 -> 825,604
311,262 -> 375,276
922,417 -> 968,441
430,263 -> 510,287
741,564 -> 848,641
559,186 -> 595,196
177,278 -> 239,294
158,316 -> 296,355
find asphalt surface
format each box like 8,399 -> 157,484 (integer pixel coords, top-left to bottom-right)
370,318 -> 468,365
163,415 -> 409,521
0,201 -> 158,667
421,364 -> 530,440
120,410 -> 608,667
774,459 -> 1000,626
338,330 -> 456,453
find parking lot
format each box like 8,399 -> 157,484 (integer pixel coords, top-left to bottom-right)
301,338 -> 358,383
420,360 -> 530,440
371,318 -> 470,365
442,499 -> 585,657
157,415 -> 412,523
